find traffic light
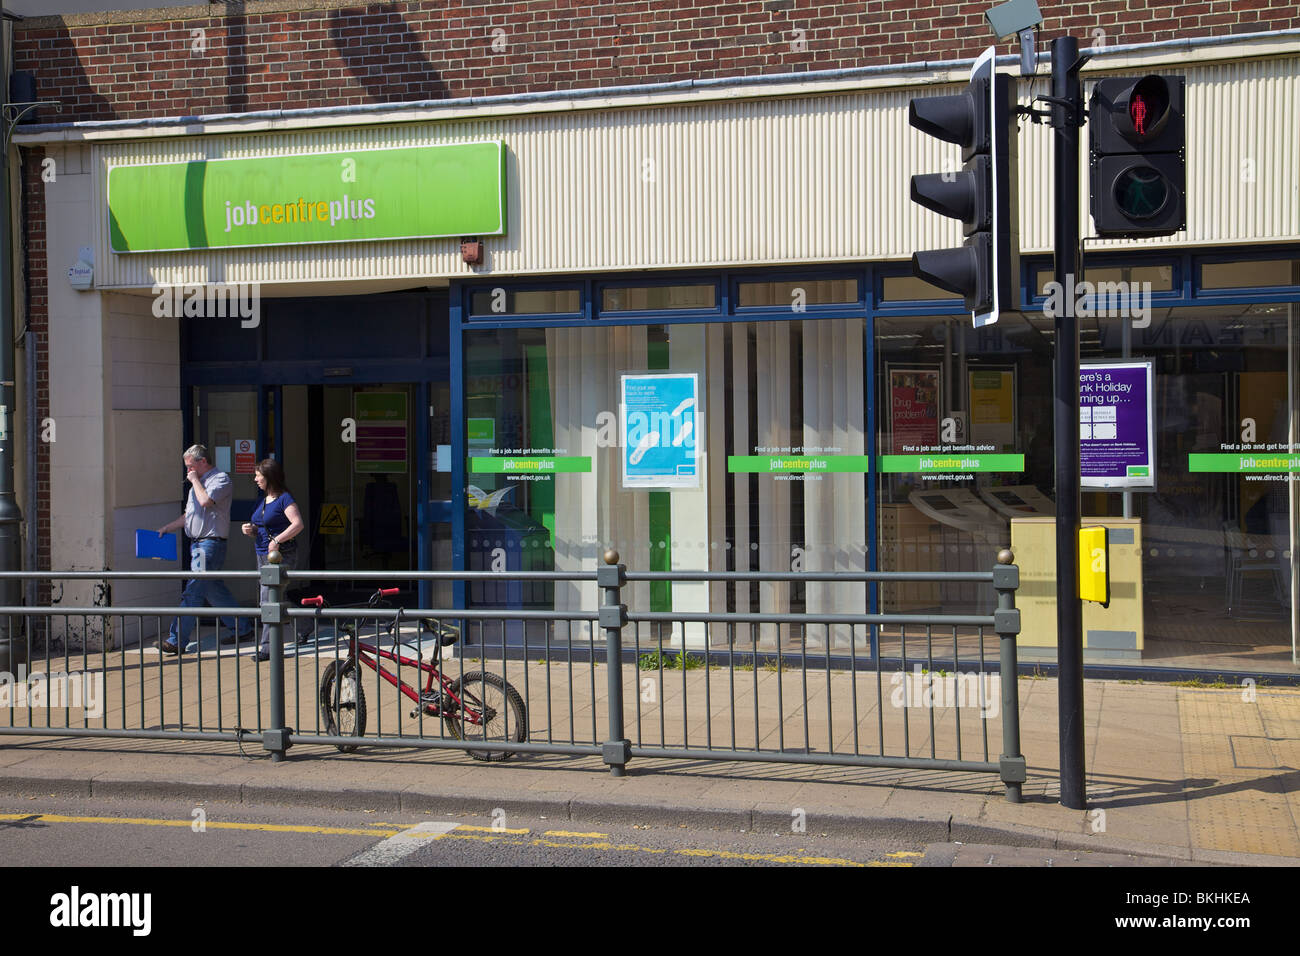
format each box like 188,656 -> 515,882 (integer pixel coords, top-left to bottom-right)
909,46 -> 1019,328
1089,74 -> 1185,237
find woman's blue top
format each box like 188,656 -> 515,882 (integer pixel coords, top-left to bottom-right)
251,492 -> 296,556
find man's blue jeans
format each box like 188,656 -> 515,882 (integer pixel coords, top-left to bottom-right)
168,538 -> 249,647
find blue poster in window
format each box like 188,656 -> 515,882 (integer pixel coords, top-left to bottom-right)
621,373 -> 700,488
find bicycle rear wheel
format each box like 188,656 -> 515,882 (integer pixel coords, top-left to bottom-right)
319,659 -> 367,753
446,671 -> 527,761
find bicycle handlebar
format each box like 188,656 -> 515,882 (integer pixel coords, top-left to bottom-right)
301,588 -> 397,608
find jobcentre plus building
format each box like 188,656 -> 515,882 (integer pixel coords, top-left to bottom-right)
16,31 -> 1300,675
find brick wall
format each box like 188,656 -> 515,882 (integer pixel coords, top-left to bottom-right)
14,1 -> 1300,124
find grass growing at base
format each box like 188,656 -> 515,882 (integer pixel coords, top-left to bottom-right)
637,650 -> 704,671
1170,675 -> 1231,689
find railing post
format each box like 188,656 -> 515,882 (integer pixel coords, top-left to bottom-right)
598,548 -> 631,777
993,549 -> 1026,802
260,554 -> 291,762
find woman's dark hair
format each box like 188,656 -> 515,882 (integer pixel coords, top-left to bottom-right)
255,458 -> 290,496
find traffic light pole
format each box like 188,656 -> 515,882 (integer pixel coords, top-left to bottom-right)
1051,35 -> 1087,811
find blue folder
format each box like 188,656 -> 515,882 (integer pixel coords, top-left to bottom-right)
136,530 -> 177,561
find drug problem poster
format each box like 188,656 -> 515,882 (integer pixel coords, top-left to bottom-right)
888,367 -> 941,454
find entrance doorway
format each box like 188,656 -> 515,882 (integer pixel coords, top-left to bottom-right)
278,382 -> 454,607
281,384 -> 417,574
182,288 -> 453,607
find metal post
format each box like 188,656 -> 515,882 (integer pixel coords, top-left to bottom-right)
1051,35 -> 1087,810
993,549 -> 1026,803
1121,311 -> 1133,518
598,548 -> 631,777
943,320 -> 953,421
0,9 -> 25,677
261,554 -> 291,762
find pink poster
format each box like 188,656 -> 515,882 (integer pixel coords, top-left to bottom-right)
890,368 -> 940,453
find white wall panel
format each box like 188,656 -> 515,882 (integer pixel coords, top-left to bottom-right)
85,55 -> 1299,290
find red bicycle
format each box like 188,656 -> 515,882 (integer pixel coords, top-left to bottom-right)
303,588 -> 527,760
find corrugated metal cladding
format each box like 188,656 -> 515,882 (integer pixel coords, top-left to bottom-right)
90,55 -> 1298,289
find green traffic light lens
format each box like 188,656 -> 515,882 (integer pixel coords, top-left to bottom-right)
1113,166 -> 1170,220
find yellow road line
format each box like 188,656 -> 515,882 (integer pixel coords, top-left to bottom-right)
672,846 -> 872,866
442,830 -> 901,866
0,811 -> 399,838
536,837 -> 667,854
0,811 -> 914,866
886,850 -> 924,858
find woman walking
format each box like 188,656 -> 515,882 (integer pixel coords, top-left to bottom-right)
241,458 -> 305,661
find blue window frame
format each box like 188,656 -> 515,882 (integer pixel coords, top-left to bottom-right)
1023,251 -> 1185,311
591,278 -> 722,322
873,263 -> 964,315
1194,251 -> 1300,299
464,280 -> 586,322
1021,247 -> 1300,313
731,270 -> 867,317
596,277 -> 722,318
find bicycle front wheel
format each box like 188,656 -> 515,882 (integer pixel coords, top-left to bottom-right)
319,659 -> 367,753
446,671 -> 527,761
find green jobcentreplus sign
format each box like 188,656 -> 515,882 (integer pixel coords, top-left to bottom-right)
727,454 -> 1026,474
108,141 -> 507,253
468,456 -> 592,474
1188,453 -> 1300,472
728,455 -> 871,473
879,454 -> 1025,473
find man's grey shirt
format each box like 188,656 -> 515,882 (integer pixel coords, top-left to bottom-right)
184,469 -> 233,540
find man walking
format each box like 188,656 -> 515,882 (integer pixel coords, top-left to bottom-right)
157,444 -> 252,653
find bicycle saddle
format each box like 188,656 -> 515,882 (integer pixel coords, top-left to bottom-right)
421,618 -> 461,646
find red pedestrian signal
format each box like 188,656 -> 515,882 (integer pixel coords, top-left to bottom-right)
1089,75 -> 1185,237
1131,95 -> 1147,135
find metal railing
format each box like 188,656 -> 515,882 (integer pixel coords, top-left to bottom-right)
0,550 -> 1025,801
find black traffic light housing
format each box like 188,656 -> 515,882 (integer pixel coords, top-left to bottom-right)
1089,74 -> 1186,237
909,47 -> 1019,327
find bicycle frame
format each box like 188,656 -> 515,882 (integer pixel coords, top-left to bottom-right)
346,633 -> 485,725
306,590 -> 485,726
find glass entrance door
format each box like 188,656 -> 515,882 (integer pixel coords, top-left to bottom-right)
276,384 -> 418,584
190,386 -> 265,602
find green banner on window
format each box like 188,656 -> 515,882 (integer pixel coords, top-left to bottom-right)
467,418 -> 495,444
1189,453 -> 1300,472
468,456 -> 592,474
728,455 -> 871,473
108,141 -> 507,253
879,454 -> 1025,473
